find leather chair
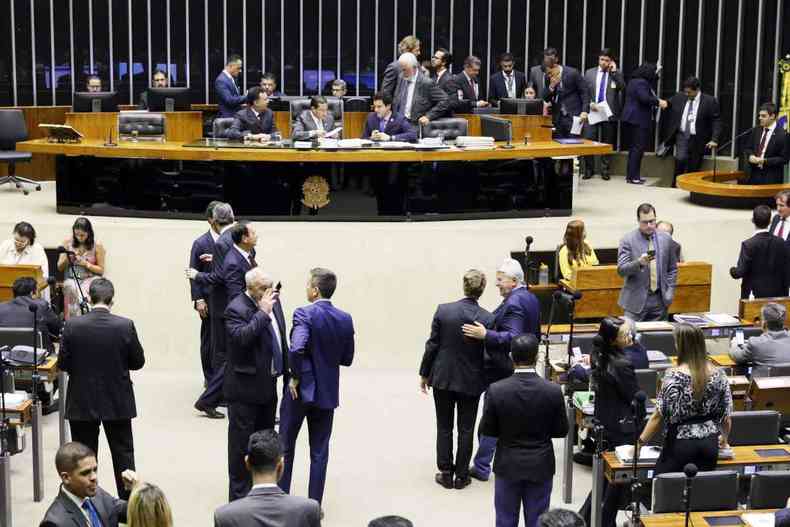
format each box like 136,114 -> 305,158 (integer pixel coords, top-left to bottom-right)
212,117 -> 236,139
652,471 -> 739,513
748,470 -> 790,509
754,362 -> 790,377
289,98 -> 344,133
728,410 -> 781,445
118,112 -> 166,140
0,109 -> 40,194
420,118 -> 468,140
639,331 -> 676,356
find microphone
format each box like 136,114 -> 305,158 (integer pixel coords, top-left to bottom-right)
525,235 -> 533,248
684,463 -> 698,479
712,127 -> 755,179
683,461 -> 698,527
632,390 -> 647,421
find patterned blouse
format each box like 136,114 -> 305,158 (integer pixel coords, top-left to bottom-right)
656,368 -> 733,440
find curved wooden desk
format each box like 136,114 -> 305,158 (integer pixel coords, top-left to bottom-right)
677,170 -> 790,208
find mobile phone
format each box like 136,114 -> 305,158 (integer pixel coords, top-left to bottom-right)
647,249 -> 656,258
735,329 -> 744,345
275,281 -> 282,292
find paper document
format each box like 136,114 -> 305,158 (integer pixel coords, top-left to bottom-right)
634,321 -> 674,332
337,139 -> 371,148
587,101 -> 613,125
742,513 -> 775,527
324,127 -> 343,138
704,313 -> 741,326
615,444 -> 661,463
571,116 -> 584,135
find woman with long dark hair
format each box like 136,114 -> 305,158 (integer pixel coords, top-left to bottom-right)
639,323 -> 732,474
621,63 -> 668,184
558,219 -> 599,280
57,217 -> 106,318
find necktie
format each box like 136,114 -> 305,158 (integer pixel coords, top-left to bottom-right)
648,238 -> 658,292
396,79 -> 409,116
380,118 -> 387,132
506,75 -> 514,97
270,320 -> 283,376
248,253 -> 258,269
82,499 -> 104,527
597,71 -> 607,103
469,78 -> 477,98
758,128 -> 769,157
778,220 -> 785,239
683,101 -> 693,135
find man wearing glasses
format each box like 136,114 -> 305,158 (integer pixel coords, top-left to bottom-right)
617,203 -> 678,321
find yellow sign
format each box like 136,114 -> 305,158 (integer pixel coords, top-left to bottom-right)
301,175 -> 330,209
779,55 -> 790,130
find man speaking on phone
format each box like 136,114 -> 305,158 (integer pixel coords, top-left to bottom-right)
617,203 -> 678,321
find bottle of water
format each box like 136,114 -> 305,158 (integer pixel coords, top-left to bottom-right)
539,263 -> 549,285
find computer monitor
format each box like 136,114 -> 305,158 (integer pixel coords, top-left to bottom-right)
499,98 -> 544,116
146,87 -> 192,111
0,327 -> 43,354
72,91 -> 119,113
480,115 -> 512,142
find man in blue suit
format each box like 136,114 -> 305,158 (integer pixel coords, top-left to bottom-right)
215,54 -> 253,118
223,268 -> 284,501
225,87 -> 278,141
189,201 -> 222,386
279,268 -> 355,507
362,92 -> 417,143
621,63 -> 668,184
462,258 -> 541,482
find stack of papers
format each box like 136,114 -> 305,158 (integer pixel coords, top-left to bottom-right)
419,137 -> 444,146
378,141 -> 416,149
455,136 -> 495,148
674,314 -> 710,326
338,139 -> 372,148
742,513 -> 775,527
635,321 -> 674,332
615,444 -> 661,463
646,350 -> 669,363
704,313 -> 741,326
2,391 -> 30,407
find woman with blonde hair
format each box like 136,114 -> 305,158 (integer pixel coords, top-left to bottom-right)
127,482 -> 173,527
558,219 -> 599,280
638,323 -> 732,474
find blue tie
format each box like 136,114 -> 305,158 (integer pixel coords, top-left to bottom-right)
270,324 -> 283,376
380,118 -> 387,132
82,499 -> 103,527
597,71 -> 607,103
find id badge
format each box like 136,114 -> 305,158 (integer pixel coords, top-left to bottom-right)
457,89 -> 464,100
610,81 -> 617,89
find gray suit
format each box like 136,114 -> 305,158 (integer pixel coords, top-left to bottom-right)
214,486 -> 321,527
582,67 -> 624,177
729,330 -> 790,367
617,229 -> 678,320
291,110 -> 335,141
392,73 -> 451,123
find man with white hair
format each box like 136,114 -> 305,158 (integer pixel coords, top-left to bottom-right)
461,257 -> 541,482
224,267 -> 286,501
730,302 -> 790,368
392,52 -> 451,126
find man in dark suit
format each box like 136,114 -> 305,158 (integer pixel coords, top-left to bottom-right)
661,77 -> 723,186
730,205 -> 789,298
215,429 -> 321,527
40,442 -> 139,527
259,72 -> 283,97
582,48 -> 624,180
224,267 -> 285,501
770,190 -> 790,246
621,63 -> 668,183
420,269 -> 495,490
380,35 -> 421,99
361,92 -> 417,143
280,268 -> 355,507
226,87 -> 278,141
744,103 -> 790,184
461,258 -> 541,482
57,278 -> 145,500
216,54 -> 253,118
431,48 -> 452,91
291,96 -> 336,141
446,55 -> 490,113
393,52 -> 451,126
136,69 -> 168,110
480,334 -> 569,527
0,276 -> 61,352
535,50 -> 590,136
488,53 -> 526,106
189,201 -> 221,387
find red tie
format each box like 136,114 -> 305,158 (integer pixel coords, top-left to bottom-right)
779,220 -> 785,239
758,128 -> 769,157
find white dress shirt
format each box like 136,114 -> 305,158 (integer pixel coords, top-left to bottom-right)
758,122 -> 778,157
502,72 -> 516,98
403,76 -> 417,119
61,486 -> 92,525
310,111 -> 325,134
223,70 -> 239,94
772,215 -> 790,240
680,91 -> 701,135
0,239 -> 50,300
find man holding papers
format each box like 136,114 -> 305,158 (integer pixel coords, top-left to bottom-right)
292,96 -> 337,141
361,92 -> 418,143
582,49 -> 624,181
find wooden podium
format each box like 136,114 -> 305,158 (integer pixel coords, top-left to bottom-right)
559,262 -> 713,319
739,297 -> 790,325
0,264 -> 46,302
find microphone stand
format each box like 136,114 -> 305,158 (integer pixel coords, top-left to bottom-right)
64,251 -> 91,315
28,304 -> 44,502
565,296 -> 578,371
626,398 -> 646,527
684,476 -> 694,527
590,420 -> 606,527
542,292 -> 558,379
0,352 -> 12,527
711,128 -> 756,180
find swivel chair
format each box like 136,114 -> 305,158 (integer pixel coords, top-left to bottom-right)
0,110 -> 40,195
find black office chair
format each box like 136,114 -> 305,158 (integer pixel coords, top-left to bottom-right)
635,369 -> 659,399
0,109 -> 40,194
759,362 -> 790,377
639,331 -> 676,356
212,118 -> 236,139
342,96 -> 371,112
570,334 -> 597,356
728,410 -> 781,445
118,112 -> 166,140
652,471 -> 739,513
420,118 -> 469,140
748,471 -> 790,508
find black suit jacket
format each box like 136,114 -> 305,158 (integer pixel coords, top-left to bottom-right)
58,308 -> 145,421
480,371 -> 568,481
445,72 -> 485,114
488,70 -> 527,105
194,230 -> 257,318
591,352 -> 640,445
743,126 -> 790,184
40,487 -> 127,527
419,298 -> 495,397
0,296 -> 62,351
540,65 -> 590,117
731,231 -> 790,299
380,59 -> 400,99
434,69 -> 452,92
224,293 -> 279,404
189,230 -> 215,304
393,73 -> 451,123
226,107 -> 278,140
661,92 -> 722,147
220,246 -> 255,304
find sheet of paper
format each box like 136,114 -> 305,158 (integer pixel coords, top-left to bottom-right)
704,313 -> 741,326
742,513 -> 775,527
324,127 -> 343,138
571,116 -> 584,135
587,101 -> 613,125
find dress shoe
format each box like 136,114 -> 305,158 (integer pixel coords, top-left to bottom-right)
602,173 -> 610,181
435,472 -> 454,489
454,477 -> 472,489
582,173 -> 593,180
468,467 -> 489,482
194,402 -> 225,419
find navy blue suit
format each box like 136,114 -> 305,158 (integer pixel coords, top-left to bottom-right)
474,285 -> 541,480
361,112 -> 418,143
226,107 -> 278,140
189,230 -> 215,383
776,508 -> 790,527
215,72 -> 249,118
224,292 -> 284,501
488,70 -> 527,106
280,299 -> 355,504
622,78 -> 659,182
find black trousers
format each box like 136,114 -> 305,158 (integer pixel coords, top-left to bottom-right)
654,435 -> 718,475
626,124 -> 652,182
433,389 -> 480,479
199,315 -> 212,385
227,399 -> 278,501
673,133 -> 705,186
69,419 -> 135,500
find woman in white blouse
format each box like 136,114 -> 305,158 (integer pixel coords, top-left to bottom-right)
0,221 -> 50,301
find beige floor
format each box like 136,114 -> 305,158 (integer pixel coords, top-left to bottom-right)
2,175 -> 755,526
